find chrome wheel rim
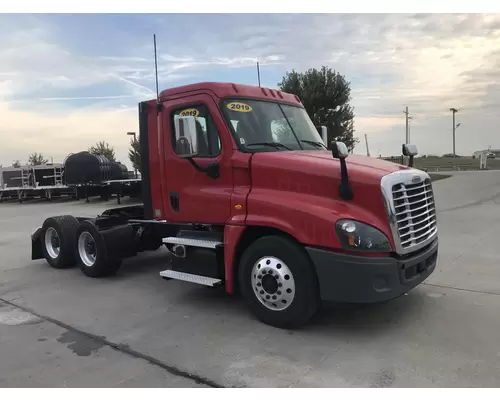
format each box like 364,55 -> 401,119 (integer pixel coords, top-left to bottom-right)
44,227 -> 60,259
78,231 -> 96,267
251,256 -> 295,311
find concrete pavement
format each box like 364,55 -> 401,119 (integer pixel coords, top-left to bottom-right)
1,170 -> 500,387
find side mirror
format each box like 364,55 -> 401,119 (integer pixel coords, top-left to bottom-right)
173,116 -> 199,158
331,141 -> 349,159
402,143 -> 418,168
330,141 -> 353,201
402,144 -> 418,157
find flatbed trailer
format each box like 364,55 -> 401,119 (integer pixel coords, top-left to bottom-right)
0,164 -> 76,203
30,82 -> 438,328
0,185 -> 77,203
70,178 -> 142,204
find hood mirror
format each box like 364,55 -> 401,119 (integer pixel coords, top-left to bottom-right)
331,141 -> 349,159
330,141 -> 352,201
402,144 -> 418,157
402,144 -> 418,167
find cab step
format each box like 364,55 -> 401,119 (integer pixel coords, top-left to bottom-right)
159,269 -> 222,287
162,237 -> 222,249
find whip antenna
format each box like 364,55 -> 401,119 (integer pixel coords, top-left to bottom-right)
257,61 -> 261,87
154,34 -> 160,104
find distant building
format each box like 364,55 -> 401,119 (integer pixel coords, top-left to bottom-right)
473,149 -> 499,159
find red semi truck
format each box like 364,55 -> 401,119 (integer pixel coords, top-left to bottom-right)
31,82 -> 438,328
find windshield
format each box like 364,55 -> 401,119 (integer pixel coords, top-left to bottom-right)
221,99 -> 325,152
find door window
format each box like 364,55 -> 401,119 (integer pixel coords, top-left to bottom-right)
171,104 -> 222,157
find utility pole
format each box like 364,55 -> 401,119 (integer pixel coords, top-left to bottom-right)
364,134 -> 370,157
403,106 -> 411,144
408,118 -> 411,143
450,108 -> 458,157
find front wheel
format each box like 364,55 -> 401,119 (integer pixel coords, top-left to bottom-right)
238,235 -> 319,329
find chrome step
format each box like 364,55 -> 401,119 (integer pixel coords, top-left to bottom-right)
159,269 -> 222,287
162,237 -> 222,249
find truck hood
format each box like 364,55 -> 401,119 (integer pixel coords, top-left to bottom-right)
249,150 -> 409,234
250,150 -> 409,185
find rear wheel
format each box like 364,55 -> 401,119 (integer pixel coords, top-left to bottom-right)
41,216 -> 80,269
75,220 -> 121,278
238,235 -> 319,329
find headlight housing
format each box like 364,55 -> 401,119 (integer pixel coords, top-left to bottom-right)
335,219 -> 391,252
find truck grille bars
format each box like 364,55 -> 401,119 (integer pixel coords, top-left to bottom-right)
392,178 -> 437,249
381,170 -> 438,255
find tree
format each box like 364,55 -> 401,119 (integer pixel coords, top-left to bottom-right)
12,160 -> 21,168
128,136 -> 141,174
278,66 -> 359,151
88,140 -> 116,162
28,152 -> 48,166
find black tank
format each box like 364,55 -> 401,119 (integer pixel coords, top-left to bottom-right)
64,151 -> 112,185
109,161 -> 129,181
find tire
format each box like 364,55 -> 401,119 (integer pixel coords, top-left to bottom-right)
75,220 -> 122,278
41,215 -> 80,269
238,235 -> 319,329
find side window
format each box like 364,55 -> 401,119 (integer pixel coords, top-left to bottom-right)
171,104 -> 222,157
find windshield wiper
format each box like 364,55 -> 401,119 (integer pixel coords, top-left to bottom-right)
246,142 -> 293,151
300,140 -> 328,149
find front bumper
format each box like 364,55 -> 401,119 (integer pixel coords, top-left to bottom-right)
306,239 -> 438,304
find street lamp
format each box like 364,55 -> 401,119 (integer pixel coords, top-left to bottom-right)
127,131 -> 138,178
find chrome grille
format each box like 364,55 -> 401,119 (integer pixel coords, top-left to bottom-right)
381,169 -> 438,255
391,178 -> 437,249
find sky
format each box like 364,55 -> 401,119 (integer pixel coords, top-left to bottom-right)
1,13 -> 500,169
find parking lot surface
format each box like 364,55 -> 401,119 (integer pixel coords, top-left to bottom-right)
1,170 -> 500,387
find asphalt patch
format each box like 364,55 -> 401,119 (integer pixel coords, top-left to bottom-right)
57,330 -> 105,357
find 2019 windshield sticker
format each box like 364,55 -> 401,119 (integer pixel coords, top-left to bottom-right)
227,102 -> 252,112
178,108 -> 199,117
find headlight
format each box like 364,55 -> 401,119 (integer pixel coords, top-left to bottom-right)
335,219 -> 391,252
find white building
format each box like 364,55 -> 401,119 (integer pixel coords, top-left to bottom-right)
472,149 -> 499,159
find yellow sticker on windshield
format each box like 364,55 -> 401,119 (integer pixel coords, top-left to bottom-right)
179,108 -> 199,117
227,102 -> 252,112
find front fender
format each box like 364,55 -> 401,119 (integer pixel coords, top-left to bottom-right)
246,188 -> 394,250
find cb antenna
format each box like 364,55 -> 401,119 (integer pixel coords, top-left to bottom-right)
153,34 -> 161,113
153,34 -> 160,104
257,61 -> 261,87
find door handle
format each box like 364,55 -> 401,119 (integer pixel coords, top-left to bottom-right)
170,192 -> 179,212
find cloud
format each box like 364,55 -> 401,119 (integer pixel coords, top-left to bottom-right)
2,13 -> 500,168
0,101 -> 138,165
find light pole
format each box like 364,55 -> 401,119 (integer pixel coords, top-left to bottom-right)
127,131 -> 138,178
449,108 -> 459,157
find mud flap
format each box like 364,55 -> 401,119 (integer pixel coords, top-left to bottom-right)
31,227 -> 44,260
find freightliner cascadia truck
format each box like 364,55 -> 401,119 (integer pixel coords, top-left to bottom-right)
31,82 -> 438,328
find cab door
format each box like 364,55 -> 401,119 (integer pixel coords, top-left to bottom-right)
162,94 -> 234,225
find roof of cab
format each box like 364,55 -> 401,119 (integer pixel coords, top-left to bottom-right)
159,82 -> 302,106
